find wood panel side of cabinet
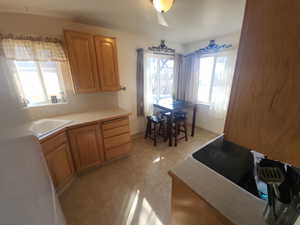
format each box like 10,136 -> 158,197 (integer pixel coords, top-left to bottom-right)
224,0 -> 300,167
170,174 -> 234,225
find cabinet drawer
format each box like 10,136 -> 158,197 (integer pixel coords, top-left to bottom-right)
102,117 -> 129,130
103,125 -> 129,138
104,133 -> 130,149
105,143 -> 131,160
41,132 -> 67,155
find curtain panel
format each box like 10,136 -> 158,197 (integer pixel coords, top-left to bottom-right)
0,39 -> 28,107
173,54 -> 184,99
208,50 -> 237,119
177,52 -> 200,103
1,38 -> 67,62
136,48 -> 145,116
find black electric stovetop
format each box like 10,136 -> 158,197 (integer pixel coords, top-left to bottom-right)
192,136 -> 263,200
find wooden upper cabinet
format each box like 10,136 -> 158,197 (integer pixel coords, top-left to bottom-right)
64,30 -> 121,93
64,30 -> 100,93
68,124 -> 104,172
224,0 -> 300,167
94,36 -> 121,91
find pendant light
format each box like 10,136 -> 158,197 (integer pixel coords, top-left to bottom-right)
152,0 -> 174,13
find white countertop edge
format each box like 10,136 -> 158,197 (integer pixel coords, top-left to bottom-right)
171,135 -> 268,225
28,108 -> 131,140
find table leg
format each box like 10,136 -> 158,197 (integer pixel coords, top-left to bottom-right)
191,105 -> 197,136
168,112 -> 173,146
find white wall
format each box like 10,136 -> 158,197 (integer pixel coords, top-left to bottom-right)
182,32 -> 241,134
0,56 -> 67,225
0,12 -> 183,134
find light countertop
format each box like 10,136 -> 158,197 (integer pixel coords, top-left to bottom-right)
27,108 -> 131,140
48,108 -> 130,126
170,136 -> 268,225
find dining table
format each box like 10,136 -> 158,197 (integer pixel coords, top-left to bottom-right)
153,98 -> 198,146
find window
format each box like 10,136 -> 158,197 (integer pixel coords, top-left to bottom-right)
146,55 -> 174,102
1,37 -> 67,107
152,57 -> 174,102
13,60 -> 66,107
144,53 -> 174,115
198,55 -> 227,104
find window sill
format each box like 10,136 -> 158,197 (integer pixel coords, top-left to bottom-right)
197,102 -> 211,107
25,102 -> 68,109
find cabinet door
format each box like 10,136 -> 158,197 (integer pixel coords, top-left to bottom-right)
45,143 -> 74,189
64,30 -> 100,93
94,36 -> 121,91
68,124 -> 104,172
224,0 -> 300,167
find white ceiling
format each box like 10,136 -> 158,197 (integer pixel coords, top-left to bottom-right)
0,0 -> 246,44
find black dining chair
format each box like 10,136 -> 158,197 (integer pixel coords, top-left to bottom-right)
159,110 -> 188,146
144,115 -> 167,146
173,112 -> 188,146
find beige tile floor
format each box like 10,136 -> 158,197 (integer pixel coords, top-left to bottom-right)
59,128 -> 218,225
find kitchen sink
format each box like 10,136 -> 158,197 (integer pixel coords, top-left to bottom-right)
30,119 -> 72,138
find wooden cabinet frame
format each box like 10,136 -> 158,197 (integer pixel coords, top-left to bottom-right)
68,123 -> 104,172
40,114 -> 131,192
64,30 -> 100,93
94,35 -> 121,91
40,131 -> 75,191
64,30 -> 121,93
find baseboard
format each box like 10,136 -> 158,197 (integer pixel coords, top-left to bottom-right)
131,132 -> 144,140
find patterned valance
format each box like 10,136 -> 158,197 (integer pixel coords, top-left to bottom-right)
184,40 -> 233,57
0,35 -> 67,62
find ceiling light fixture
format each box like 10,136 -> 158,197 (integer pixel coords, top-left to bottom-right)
152,0 -> 174,13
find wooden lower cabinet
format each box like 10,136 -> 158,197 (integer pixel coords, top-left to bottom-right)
45,144 -> 74,189
105,143 -> 131,160
39,115 -> 131,191
170,174 -> 234,225
68,123 -> 104,172
41,131 -> 74,190
101,116 -> 131,160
